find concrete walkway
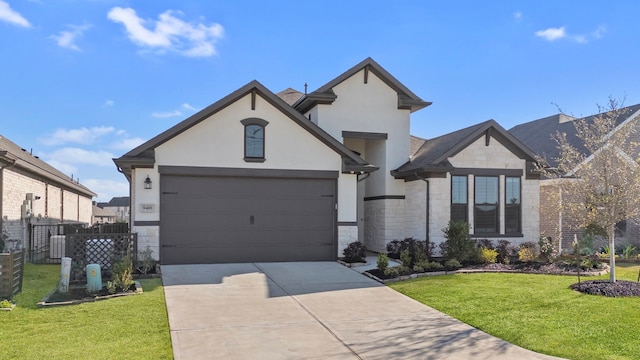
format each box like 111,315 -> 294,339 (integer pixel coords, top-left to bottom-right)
162,262 -> 563,360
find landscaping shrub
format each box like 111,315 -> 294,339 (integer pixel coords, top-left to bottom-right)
400,249 -> 413,268
384,266 -> 411,277
517,241 -> 537,262
538,236 -> 558,263
386,238 -> 428,263
342,241 -> 367,263
444,259 -> 461,269
622,244 -> 638,259
476,239 -> 494,250
496,240 -> 514,264
479,247 -> 498,264
428,261 -> 444,270
577,234 -> 596,255
441,221 -> 478,263
376,253 -> 389,273
107,252 -> 134,294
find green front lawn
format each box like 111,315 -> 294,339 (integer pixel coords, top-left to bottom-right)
390,264 -> 640,360
0,264 -> 173,359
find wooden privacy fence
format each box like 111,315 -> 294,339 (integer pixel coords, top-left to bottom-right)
65,233 -> 137,282
0,250 -> 25,298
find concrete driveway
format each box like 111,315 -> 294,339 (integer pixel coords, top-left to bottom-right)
162,262 -> 562,360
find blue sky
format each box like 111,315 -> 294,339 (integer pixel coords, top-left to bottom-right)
2,1 -> 639,201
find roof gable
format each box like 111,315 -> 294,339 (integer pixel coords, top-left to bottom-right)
114,80 -> 373,175
393,120 -> 538,180
509,103 -> 640,168
293,57 -> 431,114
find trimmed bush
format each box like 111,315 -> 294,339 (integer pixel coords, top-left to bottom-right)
377,253 -> 389,272
400,249 -> 412,268
444,259 -> 462,269
538,236 -> 558,263
441,221 -> 477,263
428,261 -> 444,270
342,241 -> 367,263
480,247 -> 498,264
518,243 -> 536,262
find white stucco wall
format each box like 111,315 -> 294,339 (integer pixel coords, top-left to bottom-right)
132,91 -> 358,257
312,70 -> 410,196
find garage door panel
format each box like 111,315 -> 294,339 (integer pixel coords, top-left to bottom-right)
160,174 -> 337,264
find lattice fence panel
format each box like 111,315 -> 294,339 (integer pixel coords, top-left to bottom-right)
65,233 -> 137,282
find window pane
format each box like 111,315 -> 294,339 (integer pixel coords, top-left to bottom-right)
475,176 -> 498,233
452,176 -> 467,204
505,177 -> 521,233
506,177 -> 520,204
245,125 -> 264,158
451,176 -> 468,223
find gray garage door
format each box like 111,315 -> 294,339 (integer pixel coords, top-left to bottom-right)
160,175 -> 337,264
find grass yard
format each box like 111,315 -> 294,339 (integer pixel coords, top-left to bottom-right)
0,263 -> 173,360
390,264 -> 640,360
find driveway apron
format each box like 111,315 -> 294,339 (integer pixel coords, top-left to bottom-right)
162,262 -> 563,360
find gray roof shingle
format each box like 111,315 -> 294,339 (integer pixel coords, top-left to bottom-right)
509,104 -> 640,167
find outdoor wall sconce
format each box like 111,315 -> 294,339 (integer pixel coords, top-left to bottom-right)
144,175 -> 152,189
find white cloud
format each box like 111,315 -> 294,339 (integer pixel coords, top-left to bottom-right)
182,103 -> 196,111
513,11 -> 522,21
83,178 -> 129,202
107,7 -> 224,57
111,137 -> 145,151
50,24 -> 91,51
593,25 -> 606,39
535,25 -> 606,44
104,99 -> 115,107
152,110 -> 182,118
44,148 -> 115,167
0,0 -> 30,27
45,159 -> 77,176
40,126 -> 115,146
535,27 -> 566,41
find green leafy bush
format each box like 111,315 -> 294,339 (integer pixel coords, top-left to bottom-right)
480,247 -> 498,264
400,249 -> 412,268
0,299 -> 13,308
376,253 -> 389,272
107,252 -> 134,294
342,241 -> 367,263
444,259 -> 462,269
136,246 -> 155,274
428,261 -> 444,270
441,221 -> 477,263
383,266 -> 411,278
386,238 -> 429,263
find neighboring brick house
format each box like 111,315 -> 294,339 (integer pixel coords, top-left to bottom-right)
0,135 -> 95,249
114,58 -> 541,264
94,196 -> 130,223
510,104 -> 640,252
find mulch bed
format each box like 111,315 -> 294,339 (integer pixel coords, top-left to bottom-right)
39,282 -> 142,307
570,280 -> 640,297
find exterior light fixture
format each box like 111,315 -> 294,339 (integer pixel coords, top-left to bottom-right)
144,175 -> 152,189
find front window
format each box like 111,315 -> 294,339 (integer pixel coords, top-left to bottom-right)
245,124 -> 264,158
505,177 -> 521,233
241,118 -> 268,162
474,176 -> 499,234
451,175 -> 468,223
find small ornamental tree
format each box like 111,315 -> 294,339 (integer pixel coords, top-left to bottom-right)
538,98 -> 640,283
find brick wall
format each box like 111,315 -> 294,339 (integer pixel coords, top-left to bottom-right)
133,225 -> 160,260
338,225 -> 358,256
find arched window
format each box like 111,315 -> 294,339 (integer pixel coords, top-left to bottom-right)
240,118 -> 268,162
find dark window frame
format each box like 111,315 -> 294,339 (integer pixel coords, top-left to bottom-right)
451,175 -> 468,223
474,176 -> 499,235
240,118 -> 269,162
504,176 -> 522,235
